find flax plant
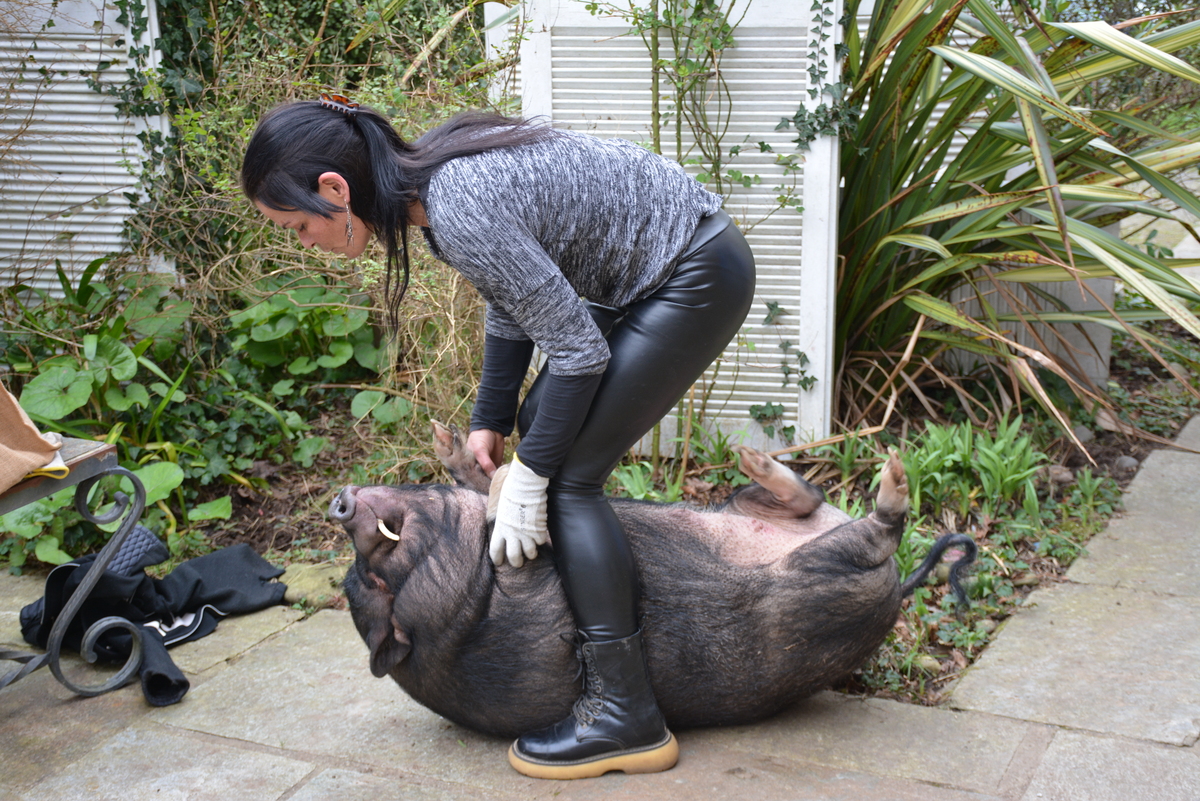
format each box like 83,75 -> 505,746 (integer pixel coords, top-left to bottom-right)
831,0 -> 1200,435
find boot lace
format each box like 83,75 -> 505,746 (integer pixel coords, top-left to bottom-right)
562,634 -> 606,726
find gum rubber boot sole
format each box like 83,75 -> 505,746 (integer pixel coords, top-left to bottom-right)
507,732 -> 679,779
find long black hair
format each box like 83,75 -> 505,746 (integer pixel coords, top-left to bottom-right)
241,101 -> 554,329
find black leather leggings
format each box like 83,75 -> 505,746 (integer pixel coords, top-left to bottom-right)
516,210 -> 755,641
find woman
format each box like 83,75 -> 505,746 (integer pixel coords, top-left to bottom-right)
242,94 -> 755,779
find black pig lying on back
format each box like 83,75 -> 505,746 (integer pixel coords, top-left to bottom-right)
333,423 -> 973,739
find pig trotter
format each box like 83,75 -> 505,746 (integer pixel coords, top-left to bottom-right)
732,444 -> 825,517
508,631 -> 679,779
432,420 -> 491,493
874,451 -> 909,522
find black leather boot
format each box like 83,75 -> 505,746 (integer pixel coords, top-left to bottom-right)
508,630 -> 678,779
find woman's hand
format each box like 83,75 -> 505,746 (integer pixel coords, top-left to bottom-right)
467,428 -> 506,477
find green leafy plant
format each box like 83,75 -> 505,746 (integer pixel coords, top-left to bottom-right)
788,0 -> 1200,434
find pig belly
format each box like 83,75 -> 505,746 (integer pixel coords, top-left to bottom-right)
671,505 -> 855,568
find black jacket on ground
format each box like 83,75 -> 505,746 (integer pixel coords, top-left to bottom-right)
20,528 -> 286,706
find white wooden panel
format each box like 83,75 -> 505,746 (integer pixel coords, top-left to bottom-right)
0,0 -> 165,296
519,0 -> 839,448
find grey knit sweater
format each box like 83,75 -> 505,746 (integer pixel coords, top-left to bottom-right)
420,129 -> 721,376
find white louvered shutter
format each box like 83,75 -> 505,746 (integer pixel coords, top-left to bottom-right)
0,0 -> 165,296
517,0 -> 839,449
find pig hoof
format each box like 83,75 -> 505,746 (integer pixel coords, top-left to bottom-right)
733,445 -> 824,517
876,451 -> 909,518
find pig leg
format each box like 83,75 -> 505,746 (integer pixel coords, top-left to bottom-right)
432,421 -> 491,493
874,451 -> 909,524
814,451 -> 910,569
727,445 -> 826,519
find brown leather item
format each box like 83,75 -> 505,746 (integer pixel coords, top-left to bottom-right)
0,381 -> 60,495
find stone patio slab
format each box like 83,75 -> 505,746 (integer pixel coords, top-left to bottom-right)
170,605 -> 305,675
547,738 -> 1004,801
147,609 -> 529,793
16,723 -> 315,801
1020,730 -> 1200,801
1067,513 -> 1200,597
949,583 -> 1200,746
0,671 -> 147,796
684,691 -> 1032,796
288,768 -> 527,801
1119,449 -> 1200,518
0,571 -> 48,650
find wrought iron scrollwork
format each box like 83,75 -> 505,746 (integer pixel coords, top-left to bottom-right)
38,467 -> 148,695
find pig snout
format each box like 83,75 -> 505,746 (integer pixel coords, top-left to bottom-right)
330,486 -> 359,523
329,485 -> 403,553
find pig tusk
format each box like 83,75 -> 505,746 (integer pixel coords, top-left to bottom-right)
378,519 -> 400,541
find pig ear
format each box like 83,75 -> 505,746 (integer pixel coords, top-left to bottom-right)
367,619 -> 412,678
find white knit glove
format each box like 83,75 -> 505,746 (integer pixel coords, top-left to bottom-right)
489,456 -> 550,568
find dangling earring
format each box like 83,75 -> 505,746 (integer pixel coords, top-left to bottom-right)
345,204 -> 354,249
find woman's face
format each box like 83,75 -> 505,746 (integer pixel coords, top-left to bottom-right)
255,173 -> 372,259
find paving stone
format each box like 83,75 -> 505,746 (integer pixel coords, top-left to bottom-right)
1019,730 -> 1200,801
170,605 -> 305,675
1068,513 -> 1200,597
0,571 -> 48,650
16,724 -> 314,801
683,692 -> 1030,796
281,561 -> 348,607
950,583 -> 1200,746
289,769 -> 515,801
0,668 -> 148,796
549,738 -> 1004,801
1117,448 -> 1200,518
1174,415 -> 1200,451
146,609 -> 526,792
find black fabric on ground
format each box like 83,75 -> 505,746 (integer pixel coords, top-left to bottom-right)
19,539 -> 286,705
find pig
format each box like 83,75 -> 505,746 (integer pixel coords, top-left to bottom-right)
333,422 -> 974,739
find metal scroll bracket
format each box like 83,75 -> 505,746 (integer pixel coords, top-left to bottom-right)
1,464 -> 147,696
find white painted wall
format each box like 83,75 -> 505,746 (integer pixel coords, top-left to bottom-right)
0,0 -> 166,296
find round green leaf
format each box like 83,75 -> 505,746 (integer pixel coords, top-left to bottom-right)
244,340 -> 288,367
353,341 -> 382,372
87,336 -> 138,383
321,308 -> 369,336
250,315 -> 298,342
123,461 -> 184,505
316,340 -> 354,368
104,382 -> 151,411
34,536 -> 73,565
189,496 -> 232,522
287,356 -> 319,375
373,397 -> 412,425
20,365 -> 93,419
351,390 -> 385,419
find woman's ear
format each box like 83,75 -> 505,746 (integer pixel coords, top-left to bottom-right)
317,171 -> 351,204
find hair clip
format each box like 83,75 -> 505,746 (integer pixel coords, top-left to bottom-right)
319,92 -> 360,117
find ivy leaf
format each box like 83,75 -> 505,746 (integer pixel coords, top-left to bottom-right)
20,365 -> 93,419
